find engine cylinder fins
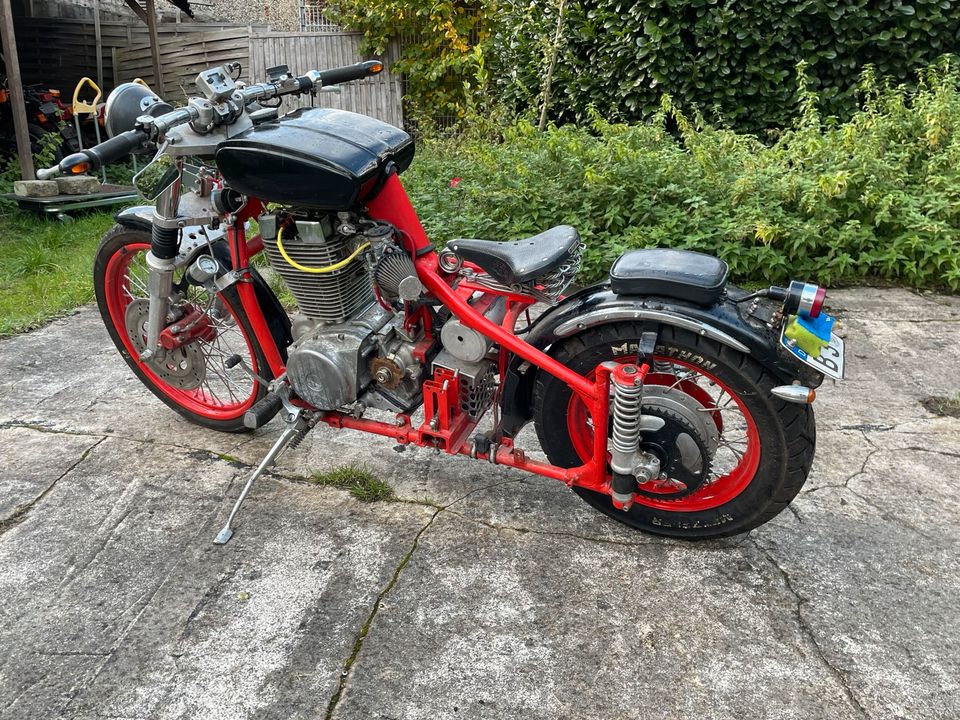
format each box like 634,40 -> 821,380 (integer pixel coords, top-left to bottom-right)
373,247 -> 423,302
262,218 -> 374,324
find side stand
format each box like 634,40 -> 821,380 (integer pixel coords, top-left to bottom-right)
213,408 -> 310,545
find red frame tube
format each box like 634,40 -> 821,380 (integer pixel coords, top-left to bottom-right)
228,176 -> 612,492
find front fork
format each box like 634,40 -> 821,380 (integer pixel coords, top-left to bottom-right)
142,250 -> 175,360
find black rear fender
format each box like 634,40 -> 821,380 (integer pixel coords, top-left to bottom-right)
498,282 -> 821,438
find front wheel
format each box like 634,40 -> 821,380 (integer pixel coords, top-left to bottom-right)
533,323 -> 815,539
94,224 -> 272,432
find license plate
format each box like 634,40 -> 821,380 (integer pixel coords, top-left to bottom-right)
779,320 -> 845,380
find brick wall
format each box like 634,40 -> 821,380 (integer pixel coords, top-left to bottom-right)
200,0 -> 300,31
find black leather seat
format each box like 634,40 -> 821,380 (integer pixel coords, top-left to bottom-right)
448,225 -> 581,285
609,248 -> 729,306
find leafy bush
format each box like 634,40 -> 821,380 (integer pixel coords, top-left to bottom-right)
329,0 -> 488,125
489,0 -> 960,132
403,60 -> 960,290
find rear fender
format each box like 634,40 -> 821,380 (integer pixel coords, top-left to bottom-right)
115,206 -> 292,361
498,283 -> 821,437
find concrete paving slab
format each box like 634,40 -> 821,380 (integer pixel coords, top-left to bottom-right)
332,512 -> 854,720
0,288 -> 958,720
0,426 -> 99,519
0,433 -> 432,720
0,310 -> 233,450
757,487 -> 960,720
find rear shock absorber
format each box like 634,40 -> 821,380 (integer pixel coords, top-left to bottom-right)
610,363 -> 646,510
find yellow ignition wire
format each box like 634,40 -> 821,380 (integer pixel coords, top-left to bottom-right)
275,224 -> 370,274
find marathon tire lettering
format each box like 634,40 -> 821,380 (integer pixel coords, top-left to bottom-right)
610,342 -> 718,372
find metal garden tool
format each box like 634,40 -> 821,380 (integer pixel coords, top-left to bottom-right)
72,77 -> 106,182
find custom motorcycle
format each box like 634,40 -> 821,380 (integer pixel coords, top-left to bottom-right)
39,60 -> 845,544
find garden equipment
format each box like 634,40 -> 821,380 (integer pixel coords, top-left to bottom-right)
72,77 -> 106,182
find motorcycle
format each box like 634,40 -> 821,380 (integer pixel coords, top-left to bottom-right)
0,76 -> 82,161
38,60 -> 845,544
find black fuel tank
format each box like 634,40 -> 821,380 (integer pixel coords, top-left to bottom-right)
215,107 -> 414,210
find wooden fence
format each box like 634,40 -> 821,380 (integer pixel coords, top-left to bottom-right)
115,28 -> 256,102
6,16 -> 405,128
9,17 -> 267,99
248,33 -> 403,127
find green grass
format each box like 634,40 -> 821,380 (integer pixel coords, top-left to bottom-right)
921,394 -> 960,418
0,211 -> 117,337
310,464 -> 395,502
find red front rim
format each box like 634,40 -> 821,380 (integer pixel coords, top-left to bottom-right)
567,356 -> 761,512
104,242 -> 260,420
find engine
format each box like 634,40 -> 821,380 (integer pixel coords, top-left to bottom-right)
259,211 -> 429,412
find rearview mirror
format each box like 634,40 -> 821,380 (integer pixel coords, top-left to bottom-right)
133,154 -> 179,201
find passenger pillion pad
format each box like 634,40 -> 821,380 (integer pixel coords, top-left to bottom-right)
609,248 -> 729,306
448,225 -> 582,286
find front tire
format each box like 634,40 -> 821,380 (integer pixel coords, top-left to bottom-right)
94,224 -> 272,432
533,323 -> 816,539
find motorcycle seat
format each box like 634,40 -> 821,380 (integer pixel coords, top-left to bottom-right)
609,248 -> 729,306
447,225 -> 582,286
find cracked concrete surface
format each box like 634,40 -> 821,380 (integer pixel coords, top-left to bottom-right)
0,287 -> 958,719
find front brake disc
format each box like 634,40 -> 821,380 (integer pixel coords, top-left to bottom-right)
125,299 -> 206,391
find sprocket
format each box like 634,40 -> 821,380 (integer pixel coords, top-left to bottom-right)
634,405 -> 712,500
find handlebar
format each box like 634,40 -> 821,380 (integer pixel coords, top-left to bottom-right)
38,59 -> 384,179
318,60 -> 383,87
38,129 -> 149,179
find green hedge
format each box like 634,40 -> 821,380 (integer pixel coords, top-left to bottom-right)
403,60 -> 960,290
490,0 -> 960,131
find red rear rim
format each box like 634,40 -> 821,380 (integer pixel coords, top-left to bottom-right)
104,241 -> 260,420
567,355 -> 761,512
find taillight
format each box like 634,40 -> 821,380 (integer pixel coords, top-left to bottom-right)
782,281 -> 825,319
809,286 -> 827,318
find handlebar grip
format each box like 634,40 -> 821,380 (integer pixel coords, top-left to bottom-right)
57,129 -> 148,176
317,60 -> 384,87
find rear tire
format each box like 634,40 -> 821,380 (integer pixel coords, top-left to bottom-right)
94,224 -> 272,433
532,323 -> 816,539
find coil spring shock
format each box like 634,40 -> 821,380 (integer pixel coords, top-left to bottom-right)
609,364 -> 648,509
612,371 -> 643,458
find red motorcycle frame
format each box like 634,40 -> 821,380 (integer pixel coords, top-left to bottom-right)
225,173 -> 615,496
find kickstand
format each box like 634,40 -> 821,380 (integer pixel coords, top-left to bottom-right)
213,408 -> 311,545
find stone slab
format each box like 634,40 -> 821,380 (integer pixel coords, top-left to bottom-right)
0,288 -> 958,719
55,175 -> 101,195
12,180 -> 58,198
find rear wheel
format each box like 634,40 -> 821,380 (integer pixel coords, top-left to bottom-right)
93,224 -> 271,432
532,323 -> 815,538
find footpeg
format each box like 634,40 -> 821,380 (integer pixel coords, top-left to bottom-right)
225,353 -> 272,386
243,393 -> 284,429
